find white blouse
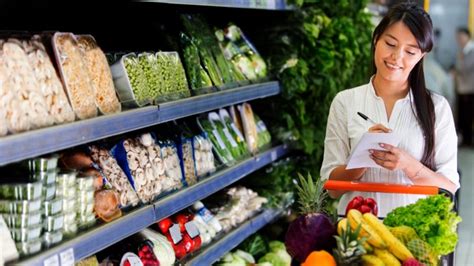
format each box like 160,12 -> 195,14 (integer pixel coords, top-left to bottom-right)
320,80 -> 460,217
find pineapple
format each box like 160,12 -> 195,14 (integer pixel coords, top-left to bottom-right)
333,221 -> 367,265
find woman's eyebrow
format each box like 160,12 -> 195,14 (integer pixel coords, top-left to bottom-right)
386,33 -> 419,49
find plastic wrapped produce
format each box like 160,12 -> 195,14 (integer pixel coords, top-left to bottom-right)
0,199 -> 41,215
90,146 -> 140,207
121,53 -> 151,106
193,134 -> 216,177
52,32 -> 97,120
197,117 -> 235,166
94,189 -> 121,222
0,181 -> 42,201
160,140 -> 186,190
239,103 -> 259,154
76,35 -> 121,115
178,137 -> 197,186
209,112 -> 244,160
254,114 -> 272,149
23,36 -> 75,124
219,109 -> 249,157
153,52 -> 190,103
1,40 -> 53,133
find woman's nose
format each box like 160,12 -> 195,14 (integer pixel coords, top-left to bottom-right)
391,47 -> 403,60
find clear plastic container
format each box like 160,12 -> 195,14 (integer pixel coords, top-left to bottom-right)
52,32 -> 98,120
0,182 -> 43,201
32,171 -> 57,185
78,190 -> 94,204
42,184 -> 56,201
56,171 -> 77,188
56,186 -> 76,199
78,213 -> 95,225
62,198 -> 77,211
110,53 -> 152,108
0,199 -> 41,214
43,214 -> 64,232
3,212 -> 42,228
77,202 -> 94,217
43,230 -> 63,248
16,239 -> 42,256
64,212 -> 77,224
43,198 -> 63,216
28,156 -> 59,173
76,176 -> 94,191
10,225 -> 42,242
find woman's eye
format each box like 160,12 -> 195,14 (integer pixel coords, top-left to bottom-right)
406,51 -> 416,55
385,41 -> 396,47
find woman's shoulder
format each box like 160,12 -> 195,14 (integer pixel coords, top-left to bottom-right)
334,82 -> 371,102
429,90 -> 450,109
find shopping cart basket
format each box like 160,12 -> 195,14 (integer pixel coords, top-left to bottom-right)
323,180 -> 457,266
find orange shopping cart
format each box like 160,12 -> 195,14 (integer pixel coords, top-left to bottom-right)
324,180 -> 458,266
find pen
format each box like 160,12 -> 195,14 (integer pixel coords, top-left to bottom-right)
357,112 -> 378,125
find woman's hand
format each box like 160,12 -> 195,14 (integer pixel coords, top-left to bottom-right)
369,143 -> 421,175
368,124 -> 392,133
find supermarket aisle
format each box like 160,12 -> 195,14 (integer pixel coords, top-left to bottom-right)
455,147 -> 474,266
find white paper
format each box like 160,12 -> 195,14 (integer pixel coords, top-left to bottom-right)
59,248 -> 75,266
346,132 -> 401,169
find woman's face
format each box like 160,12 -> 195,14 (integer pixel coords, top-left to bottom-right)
374,21 -> 426,83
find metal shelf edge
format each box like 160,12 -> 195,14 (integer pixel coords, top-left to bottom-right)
16,205 -> 156,265
186,208 -> 283,265
135,0 -> 294,10
153,144 -> 288,221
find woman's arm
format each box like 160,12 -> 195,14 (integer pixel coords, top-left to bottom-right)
405,161 -> 458,193
327,166 -> 367,198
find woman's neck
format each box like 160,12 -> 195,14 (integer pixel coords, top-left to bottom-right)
372,74 -> 410,100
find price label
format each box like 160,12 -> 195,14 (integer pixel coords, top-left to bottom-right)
169,223 -> 182,244
59,248 -> 74,266
230,123 -> 245,141
185,221 -> 200,238
127,256 -> 143,266
44,255 -> 60,266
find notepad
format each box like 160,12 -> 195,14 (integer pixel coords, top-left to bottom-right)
346,132 -> 401,169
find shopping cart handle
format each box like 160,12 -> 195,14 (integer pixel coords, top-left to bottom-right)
323,180 -> 441,195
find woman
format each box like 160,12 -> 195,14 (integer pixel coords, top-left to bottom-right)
320,2 -> 459,216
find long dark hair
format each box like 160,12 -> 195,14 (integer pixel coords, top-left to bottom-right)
371,2 -> 436,170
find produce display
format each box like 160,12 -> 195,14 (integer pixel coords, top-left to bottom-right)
218,238 -> 291,266
239,103 -> 259,154
52,32 -> 98,120
180,33 -> 214,93
193,134 -> 216,177
219,109 -> 249,158
76,35 -> 121,115
160,140 -> 186,189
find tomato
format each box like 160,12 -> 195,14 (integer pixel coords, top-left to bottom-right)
158,218 -> 173,234
175,213 -> 189,232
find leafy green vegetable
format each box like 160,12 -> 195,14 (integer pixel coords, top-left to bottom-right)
383,195 -> 462,255
239,234 -> 268,258
180,33 -> 213,91
258,241 -> 291,266
198,118 -> 235,166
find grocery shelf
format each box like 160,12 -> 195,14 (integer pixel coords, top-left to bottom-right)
136,0 -> 294,10
0,81 -> 280,166
153,144 -> 289,219
186,208 -> 284,265
14,144 -> 288,265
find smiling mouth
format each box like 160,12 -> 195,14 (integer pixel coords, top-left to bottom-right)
384,61 -> 402,70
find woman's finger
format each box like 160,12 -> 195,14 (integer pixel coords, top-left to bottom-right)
368,124 -> 392,133
370,150 -> 396,161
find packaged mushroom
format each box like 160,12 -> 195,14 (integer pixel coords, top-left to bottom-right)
178,137 -> 197,186
52,32 -> 97,120
193,133 -> 216,177
76,35 -> 121,115
159,140 -> 185,190
90,146 -> 140,207
1,39 -> 54,134
23,36 -> 75,125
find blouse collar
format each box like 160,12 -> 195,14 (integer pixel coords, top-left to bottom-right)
368,76 -> 414,103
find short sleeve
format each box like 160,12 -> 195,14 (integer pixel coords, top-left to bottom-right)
433,96 -> 460,190
320,92 -> 351,180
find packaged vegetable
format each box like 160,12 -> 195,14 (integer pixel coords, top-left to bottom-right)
28,155 -> 59,174
0,181 -> 43,201
24,36 -> 75,124
219,109 -> 249,157
1,40 -> 53,133
89,146 -> 140,207
153,52 -> 190,103
209,112 -> 244,160
193,133 -> 216,177
76,35 -> 121,115
254,114 -> 272,149
43,198 -> 63,216
42,185 -> 56,200
43,230 -> 63,248
43,214 -> 64,232
197,117 -> 235,166
178,137 -> 197,186
10,224 -> 42,242
2,212 -> 42,228
239,103 -> 259,154
0,199 -> 41,215
15,238 -> 41,256
56,171 -> 77,188
140,228 -> 176,266
160,140 -> 186,189
31,171 -> 57,186
52,32 -> 98,120
94,189 -> 122,223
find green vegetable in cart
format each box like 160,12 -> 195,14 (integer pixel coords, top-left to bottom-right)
383,195 -> 461,256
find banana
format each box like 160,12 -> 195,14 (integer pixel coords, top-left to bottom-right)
337,218 -> 348,236
348,209 -> 386,249
363,242 -> 374,254
363,213 -> 414,261
361,254 -> 386,266
374,248 -> 401,266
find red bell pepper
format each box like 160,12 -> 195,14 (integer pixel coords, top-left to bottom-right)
345,196 -> 378,216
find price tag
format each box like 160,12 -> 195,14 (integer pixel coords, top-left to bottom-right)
230,123 -> 245,141
169,223 -> 182,244
126,256 -> 143,266
59,248 -> 74,266
44,255 -> 59,266
185,221 -> 200,238
271,150 -> 277,161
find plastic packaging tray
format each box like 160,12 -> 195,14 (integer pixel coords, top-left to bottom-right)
16,239 -> 42,256
42,184 -> 56,201
56,171 -> 77,188
110,52 -> 151,108
0,182 -> 43,201
63,222 -> 78,236
64,211 -> 77,224
0,199 -> 41,214
32,171 -> 57,185
56,186 -> 76,199
3,212 -> 42,228
78,213 -> 95,226
43,230 -> 63,248
52,32 -> 98,120
43,214 -> 64,232
10,225 -> 42,242
78,190 -> 94,204
28,156 -> 59,173
78,202 -> 94,217
43,198 -> 63,216
76,176 -> 94,191
62,198 -> 77,211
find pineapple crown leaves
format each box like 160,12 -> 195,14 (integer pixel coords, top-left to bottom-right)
295,172 -> 330,215
333,223 -> 367,265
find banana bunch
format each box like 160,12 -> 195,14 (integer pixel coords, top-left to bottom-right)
340,209 -> 416,266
